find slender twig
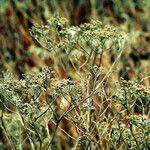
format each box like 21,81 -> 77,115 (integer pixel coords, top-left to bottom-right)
35,106 -> 50,121
45,103 -> 72,150
45,119 -> 61,150
0,99 -> 16,113
0,112 -> 16,150
17,112 -> 36,150
117,121 -> 129,149
140,75 -> 150,82
128,122 -> 140,150
30,123 -> 42,150
51,119 -> 77,141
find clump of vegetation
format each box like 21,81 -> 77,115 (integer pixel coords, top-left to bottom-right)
0,14 -> 149,150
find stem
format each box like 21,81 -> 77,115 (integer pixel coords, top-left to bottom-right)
45,104 -> 72,150
17,113 -> 36,150
99,48 -> 104,67
0,112 -> 16,150
45,120 -> 61,150
93,48 -> 98,65
129,122 -> 140,150
31,123 -> 42,150
117,121 -> 129,149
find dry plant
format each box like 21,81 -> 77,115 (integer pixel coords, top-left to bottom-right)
0,14 -> 149,150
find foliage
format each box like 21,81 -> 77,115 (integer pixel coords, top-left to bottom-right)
0,14 -> 150,150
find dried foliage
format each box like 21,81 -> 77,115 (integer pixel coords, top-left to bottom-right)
0,13 -> 150,150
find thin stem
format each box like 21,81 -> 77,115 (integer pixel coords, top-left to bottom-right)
31,123 -> 42,150
51,119 -> 77,141
45,119 -> 61,150
129,122 -> 140,150
17,112 -> 36,150
0,112 -> 16,150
